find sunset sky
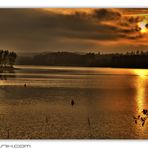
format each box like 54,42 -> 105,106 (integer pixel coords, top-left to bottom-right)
0,8 -> 148,54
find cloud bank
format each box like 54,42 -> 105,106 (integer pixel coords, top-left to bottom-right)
0,8 -> 147,53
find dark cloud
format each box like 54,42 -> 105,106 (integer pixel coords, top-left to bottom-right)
92,8 -> 121,21
0,8 -> 147,53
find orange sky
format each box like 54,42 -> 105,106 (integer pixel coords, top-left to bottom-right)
0,8 -> 148,53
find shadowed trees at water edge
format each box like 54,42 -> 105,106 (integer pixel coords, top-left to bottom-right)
17,50 -> 148,68
0,50 -> 17,68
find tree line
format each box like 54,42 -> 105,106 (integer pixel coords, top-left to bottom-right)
0,50 -> 17,68
17,50 -> 148,68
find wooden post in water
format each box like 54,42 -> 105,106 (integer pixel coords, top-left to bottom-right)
45,115 -> 48,124
88,117 -> 90,127
87,116 -> 92,138
7,128 -> 10,139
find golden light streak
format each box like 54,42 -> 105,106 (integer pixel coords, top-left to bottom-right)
41,8 -> 92,15
133,70 -> 148,113
136,78 -> 145,112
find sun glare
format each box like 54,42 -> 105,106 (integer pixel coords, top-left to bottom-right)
138,21 -> 148,34
134,69 -> 148,77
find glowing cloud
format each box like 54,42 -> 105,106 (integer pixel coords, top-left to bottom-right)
138,19 -> 148,34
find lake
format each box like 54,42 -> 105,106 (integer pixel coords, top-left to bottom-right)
0,65 -> 148,139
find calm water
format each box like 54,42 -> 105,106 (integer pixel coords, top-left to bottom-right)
0,65 -> 148,139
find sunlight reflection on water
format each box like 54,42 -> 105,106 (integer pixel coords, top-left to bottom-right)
133,69 -> 147,113
132,69 -> 148,137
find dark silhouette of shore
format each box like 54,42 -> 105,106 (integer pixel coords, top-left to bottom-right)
17,51 -> 148,69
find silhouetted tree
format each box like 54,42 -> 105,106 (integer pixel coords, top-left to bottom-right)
8,52 -> 17,67
0,50 -> 17,68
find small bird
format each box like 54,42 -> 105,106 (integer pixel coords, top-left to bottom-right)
138,115 -> 140,119
133,111 -> 148,127
133,116 -> 137,124
142,109 -> 148,115
24,84 -> 27,87
133,115 -> 140,124
133,116 -> 137,120
141,117 -> 146,122
71,100 -> 74,106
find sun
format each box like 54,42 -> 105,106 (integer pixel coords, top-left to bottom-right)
138,20 -> 148,34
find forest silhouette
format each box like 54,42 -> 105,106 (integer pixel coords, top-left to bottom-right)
17,50 -> 148,68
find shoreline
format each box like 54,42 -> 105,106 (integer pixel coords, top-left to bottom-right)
15,64 -> 148,70
0,66 -> 19,71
